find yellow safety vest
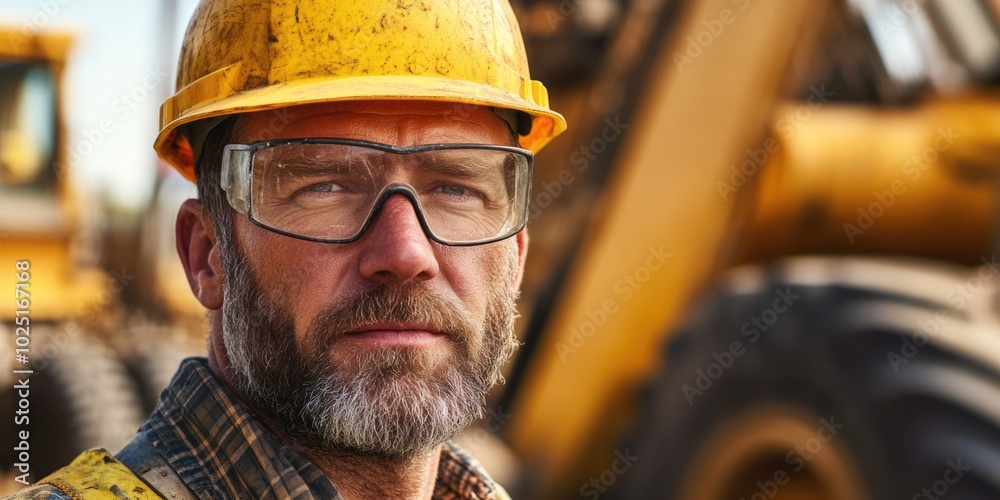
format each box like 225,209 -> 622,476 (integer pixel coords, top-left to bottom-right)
7,449 -> 163,500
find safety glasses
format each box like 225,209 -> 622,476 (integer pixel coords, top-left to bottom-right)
220,138 -> 533,246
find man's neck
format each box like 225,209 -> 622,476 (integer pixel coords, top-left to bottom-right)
301,446 -> 443,500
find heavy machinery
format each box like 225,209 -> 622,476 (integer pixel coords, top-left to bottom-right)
7,0 -> 1000,498
0,28 -> 146,490
495,0 -> 1000,497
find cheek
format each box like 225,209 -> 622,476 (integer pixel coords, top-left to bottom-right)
437,239 -> 518,315
237,221 -> 358,336
288,251 -> 359,337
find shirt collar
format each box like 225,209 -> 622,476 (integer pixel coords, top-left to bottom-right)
143,358 -> 503,499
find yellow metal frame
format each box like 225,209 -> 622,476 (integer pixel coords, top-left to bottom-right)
507,0 -> 835,495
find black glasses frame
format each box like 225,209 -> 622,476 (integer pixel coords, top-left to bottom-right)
220,137 -> 534,246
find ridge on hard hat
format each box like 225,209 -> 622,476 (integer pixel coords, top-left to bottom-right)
155,0 -> 568,182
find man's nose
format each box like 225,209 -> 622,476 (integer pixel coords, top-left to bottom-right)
357,194 -> 440,283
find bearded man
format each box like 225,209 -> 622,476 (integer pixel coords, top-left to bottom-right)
8,0 -> 565,498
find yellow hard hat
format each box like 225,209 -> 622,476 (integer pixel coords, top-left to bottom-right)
155,0 -> 567,182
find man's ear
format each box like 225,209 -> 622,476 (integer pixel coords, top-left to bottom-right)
512,229 -> 529,292
176,199 -> 224,310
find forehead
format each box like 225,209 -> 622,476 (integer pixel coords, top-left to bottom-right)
234,100 -> 514,146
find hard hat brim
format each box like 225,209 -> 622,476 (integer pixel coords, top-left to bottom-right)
155,74 -> 567,182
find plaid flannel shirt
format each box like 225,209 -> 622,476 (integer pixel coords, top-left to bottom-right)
10,358 -> 508,499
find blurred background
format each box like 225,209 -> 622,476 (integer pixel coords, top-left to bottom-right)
3,0 -> 1000,498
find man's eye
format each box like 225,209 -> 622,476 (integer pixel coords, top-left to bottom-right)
305,182 -> 341,193
438,185 -> 469,197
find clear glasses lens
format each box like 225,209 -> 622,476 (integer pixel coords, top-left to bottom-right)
248,143 -> 530,244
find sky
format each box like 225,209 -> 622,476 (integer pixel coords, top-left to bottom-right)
1,0 -> 201,209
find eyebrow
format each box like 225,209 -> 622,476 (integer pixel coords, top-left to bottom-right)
415,154 -> 504,180
264,151 -> 381,177
260,147 -> 508,182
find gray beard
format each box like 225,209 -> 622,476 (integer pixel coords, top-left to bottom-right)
218,237 -> 519,458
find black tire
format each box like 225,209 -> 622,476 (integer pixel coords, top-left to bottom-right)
617,257 -> 1000,499
28,339 -> 146,479
124,334 -> 199,415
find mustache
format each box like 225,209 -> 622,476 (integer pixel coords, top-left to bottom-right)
303,282 -> 481,354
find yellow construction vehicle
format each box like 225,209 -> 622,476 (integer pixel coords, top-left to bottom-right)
8,0 -> 1000,498
495,0 -> 1000,498
0,28 -> 145,490
0,29 -> 98,322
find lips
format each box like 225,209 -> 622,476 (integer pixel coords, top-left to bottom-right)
343,323 -> 447,346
